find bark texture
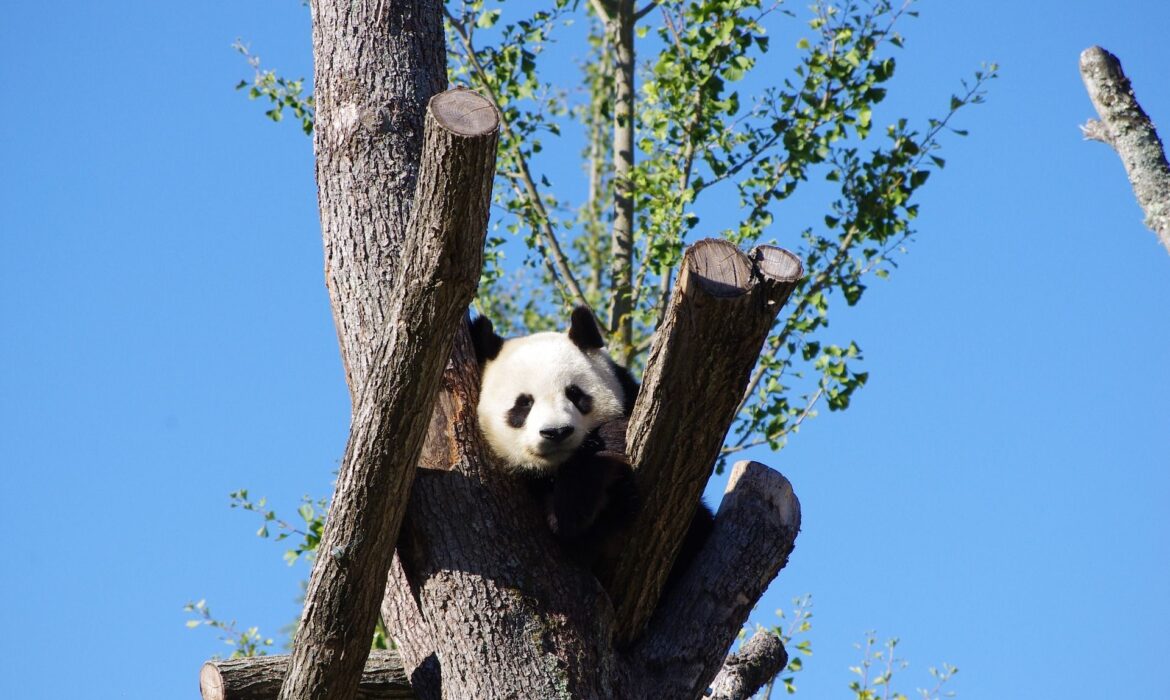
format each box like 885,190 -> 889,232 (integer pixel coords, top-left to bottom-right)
708,630 -> 789,700
631,461 -> 801,698
200,652 -> 413,700
310,0 -> 447,393
1079,45 -> 1170,255
280,90 -> 499,700
603,239 -> 803,646
607,0 -> 637,364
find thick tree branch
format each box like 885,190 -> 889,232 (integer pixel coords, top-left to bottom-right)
1080,45 -> 1170,254
200,652 -> 413,700
602,239 -> 802,647
708,630 -> 789,700
279,90 -> 499,700
632,461 -> 801,698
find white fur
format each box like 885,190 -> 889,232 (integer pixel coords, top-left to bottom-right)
478,331 -> 625,474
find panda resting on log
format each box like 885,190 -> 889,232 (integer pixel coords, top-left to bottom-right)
470,305 -> 714,589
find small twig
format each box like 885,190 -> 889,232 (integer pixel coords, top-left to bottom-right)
445,8 -> 598,315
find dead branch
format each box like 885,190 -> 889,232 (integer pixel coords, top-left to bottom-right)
632,460 -> 801,698
278,89 -> 498,700
200,652 -> 413,700
1080,45 -> 1170,254
603,239 -> 802,646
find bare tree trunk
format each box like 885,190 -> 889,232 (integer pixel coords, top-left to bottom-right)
1079,46 -> 1170,255
708,629 -> 790,700
279,89 -> 499,700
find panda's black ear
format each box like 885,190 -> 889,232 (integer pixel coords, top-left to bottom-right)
469,314 -> 504,363
567,306 -> 605,350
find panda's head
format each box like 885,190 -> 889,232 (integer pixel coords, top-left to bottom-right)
471,306 -> 628,475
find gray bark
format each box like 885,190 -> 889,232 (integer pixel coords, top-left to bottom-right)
631,461 -> 801,698
279,90 -> 499,700
200,652 -> 413,700
709,629 -> 790,700
1079,46 -> 1170,255
602,239 -> 803,646
310,0 -> 447,393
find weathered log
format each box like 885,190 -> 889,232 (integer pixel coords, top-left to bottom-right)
632,460 -> 801,698
1079,46 -> 1170,255
278,89 -> 498,700
200,652 -> 413,700
708,629 -> 790,700
603,238 -> 802,646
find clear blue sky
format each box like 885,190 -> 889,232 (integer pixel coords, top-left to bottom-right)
2,1 -> 1167,698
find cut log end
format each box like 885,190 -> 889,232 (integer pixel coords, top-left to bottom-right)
429,89 -> 499,137
685,238 -> 755,297
199,663 -> 225,700
723,460 -> 800,532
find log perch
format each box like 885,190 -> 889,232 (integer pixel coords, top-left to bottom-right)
1079,45 -> 1170,255
708,630 -> 789,700
200,652 -> 414,700
633,461 -> 801,698
603,238 -> 802,646
277,89 -> 499,700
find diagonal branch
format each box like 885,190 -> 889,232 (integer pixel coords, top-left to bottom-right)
631,461 -> 801,698
278,89 -> 499,700
1079,45 -> 1170,255
601,239 -> 802,647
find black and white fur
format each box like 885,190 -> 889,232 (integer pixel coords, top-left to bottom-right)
470,306 -> 713,579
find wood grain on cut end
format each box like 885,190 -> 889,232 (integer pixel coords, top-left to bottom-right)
751,246 -> 803,284
200,663 -> 225,700
722,460 -> 800,531
429,88 -> 499,136
684,238 -> 754,297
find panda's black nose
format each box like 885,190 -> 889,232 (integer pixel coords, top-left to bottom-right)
539,426 -> 575,443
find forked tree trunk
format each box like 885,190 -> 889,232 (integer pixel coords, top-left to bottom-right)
207,4 -> 805,700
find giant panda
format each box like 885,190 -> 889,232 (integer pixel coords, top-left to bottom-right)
470,305 -> 714,584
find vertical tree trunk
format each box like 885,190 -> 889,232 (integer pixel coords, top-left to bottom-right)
608,0 -> 636,364
310,0 -> 447,393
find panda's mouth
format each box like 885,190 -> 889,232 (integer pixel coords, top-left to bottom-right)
527,443 -> 575,463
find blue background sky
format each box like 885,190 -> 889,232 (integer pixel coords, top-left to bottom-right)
2,1 -> 1168,698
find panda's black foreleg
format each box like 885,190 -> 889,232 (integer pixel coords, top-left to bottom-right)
550,452 -> 638,565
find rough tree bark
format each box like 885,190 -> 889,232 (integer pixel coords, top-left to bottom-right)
602,239 -> 803,646
201,652 -> 412,700
279,89 -> 499,700
1079,45 -> 1170,255
708,629 -> 790,700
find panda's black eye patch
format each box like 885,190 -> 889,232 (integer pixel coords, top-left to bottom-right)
565,384 -> 593,414
506,394 -> 534,428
